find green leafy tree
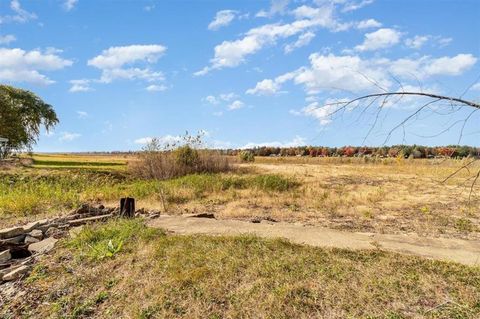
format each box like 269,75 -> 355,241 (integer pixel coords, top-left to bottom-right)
0,85 -> 58,156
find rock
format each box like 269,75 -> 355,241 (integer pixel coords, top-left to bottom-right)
28,237 -> 58,255
1,234 -> 26,245
45,227 -> 65,239
24,236 -> 40,244
22,220 -> 41,233
0,226 -> 24,240
2,265 -> 30,281
0,250 -> 11,263
28,229 -> 43,240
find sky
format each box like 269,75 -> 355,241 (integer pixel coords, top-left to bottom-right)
0,0 -> 479,152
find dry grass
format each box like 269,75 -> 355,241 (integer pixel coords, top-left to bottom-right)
129,148 -> 231,180
3,219 -> 479,318
2,154 -> 479,239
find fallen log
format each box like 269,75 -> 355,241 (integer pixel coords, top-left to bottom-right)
67,214 -> 113,227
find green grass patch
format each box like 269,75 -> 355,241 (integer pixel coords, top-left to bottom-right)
66,218 -> 163,261
32,159 -> 125,167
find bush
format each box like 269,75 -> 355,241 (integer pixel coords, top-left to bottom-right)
239,151 -> 255,163
130,133 -> 232,180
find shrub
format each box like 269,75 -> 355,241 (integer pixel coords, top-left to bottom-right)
130,132 -> 232,180
239,151 -> 255,163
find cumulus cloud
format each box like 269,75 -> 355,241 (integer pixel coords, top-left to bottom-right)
256,0 -> 290,18
203,93 -> 237,105
471,83 -> 480,91
405,35 -> 429,49
355,28 -> 402,51
341,0 -> 374,12
134,135 -> 184,146
196,3 -> 349,75
87,44 -> 167,84
0,0 -> 37,24
88,44 -> 166,69
208,10 -> 236,30
241,135 -> 306,149
59,132 -> 81,142
356,18 -> 381,29
0,34 -> 16,44
284,31 -> 315,53
146,84 -> 167,92
0,48 -> 72,85
63,0 -> 78,11
227,100 -> 244,110
247,53 -> 477,96
69,79 -> 92,92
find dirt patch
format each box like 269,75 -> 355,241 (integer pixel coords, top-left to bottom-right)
149,215 -> 480,266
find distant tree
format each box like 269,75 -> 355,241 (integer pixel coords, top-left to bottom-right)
0,85 -> 58,156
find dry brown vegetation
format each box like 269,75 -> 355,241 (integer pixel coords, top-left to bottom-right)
133,156 -> 480,240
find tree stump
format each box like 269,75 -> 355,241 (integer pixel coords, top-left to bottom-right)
120,197 -> 135,218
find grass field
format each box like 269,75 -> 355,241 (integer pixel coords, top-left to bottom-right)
3,219 -> 479,318
1,153 -> 478,239
2,154 -> 480,318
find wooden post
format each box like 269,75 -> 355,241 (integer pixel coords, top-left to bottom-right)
120,197 -> 135,218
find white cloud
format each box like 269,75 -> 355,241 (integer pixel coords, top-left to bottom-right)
88,44 -> 166,69
405,35 -> 429,49
246,79 -> 280,95
356,19 -> 381,29
0,0 -> 37,24
196,4 -> 349,75
227,100 -> 244,110
146,84 -> 167,92
471,83 -> 480,91
241,135 -> 306,149
76,111 -> 88,119
437,37 -> 452,47
59,132 -> 81,142
63,0 -> 78,11
69,79 -> 92,92
0,34 -> 16,44
355,28 -> 402,51
87,44 -> 167,83
256,0 -> 290,18
208,10 -> 236,30
422,54 -> 477,76
297,100 -> 344,125
341,0 -> 374,12
203,93 -> 237,105
134,135 -> 184,147
204,95 -> 219,105
134,137 -> 153,145
248,53 -> 477,96
284,31 -> 315,53
0,48 -> 72,85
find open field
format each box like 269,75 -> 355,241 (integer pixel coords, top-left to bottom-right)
1,154 -> 479,240
2,219 -> 480,318
2,154 -> 480,318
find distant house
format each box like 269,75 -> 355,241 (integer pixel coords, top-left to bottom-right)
0,137 -> 9,159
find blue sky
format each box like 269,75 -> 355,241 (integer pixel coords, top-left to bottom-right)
1,0 -> 479,152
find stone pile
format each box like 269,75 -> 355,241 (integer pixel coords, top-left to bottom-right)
0,204 -> 160,284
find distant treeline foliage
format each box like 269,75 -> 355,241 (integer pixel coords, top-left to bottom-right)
222,145 -> 480,159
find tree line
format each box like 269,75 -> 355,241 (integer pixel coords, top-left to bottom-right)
223,145 -> 480,159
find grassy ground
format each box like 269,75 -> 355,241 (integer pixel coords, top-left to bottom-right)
2,153 -> 478,239
3,219 -> 479,318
